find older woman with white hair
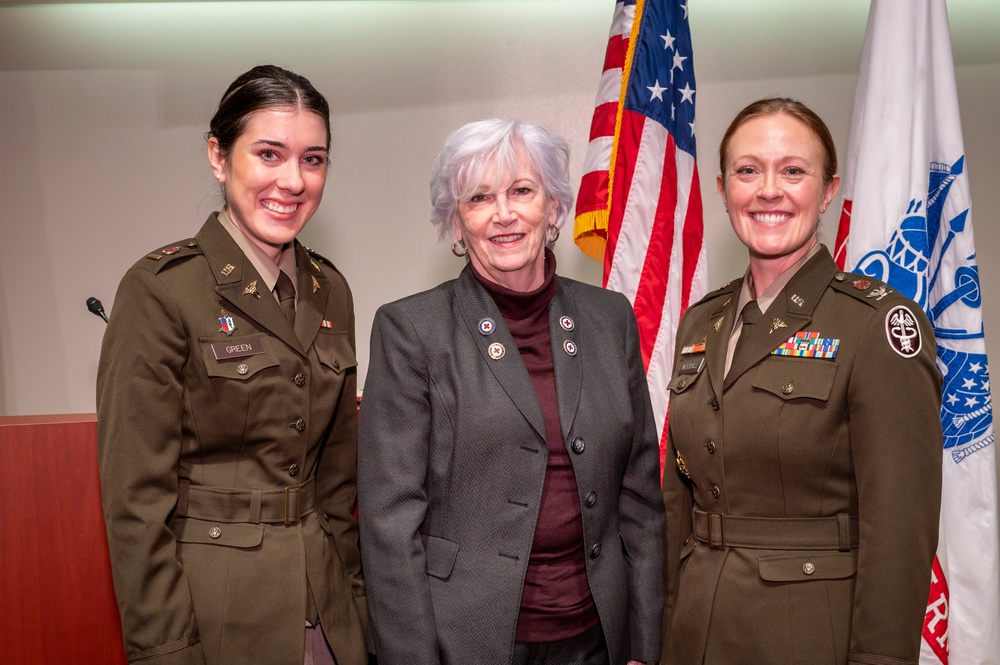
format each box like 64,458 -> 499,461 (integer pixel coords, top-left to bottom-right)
357,119 -> 664,665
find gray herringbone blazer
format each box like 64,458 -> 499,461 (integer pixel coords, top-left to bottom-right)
357,265 -> 664,665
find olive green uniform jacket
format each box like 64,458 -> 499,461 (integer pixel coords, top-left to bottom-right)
98,214 -> 368,665
661,248 -> 942,665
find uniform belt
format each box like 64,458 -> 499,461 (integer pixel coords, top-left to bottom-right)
176,477 -> 316,525
692,508 -> 858,551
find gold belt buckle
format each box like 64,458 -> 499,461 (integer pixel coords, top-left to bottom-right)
706,512 -> 726,549
284,485 -> 300,525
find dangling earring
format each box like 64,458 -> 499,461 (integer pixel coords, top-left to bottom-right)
546,225 -> 560,244
451,239 -> 467,257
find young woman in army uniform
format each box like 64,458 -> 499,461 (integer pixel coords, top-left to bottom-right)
98,66 -> 368,665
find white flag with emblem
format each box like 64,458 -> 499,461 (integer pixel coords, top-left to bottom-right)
834,1 -> 999,662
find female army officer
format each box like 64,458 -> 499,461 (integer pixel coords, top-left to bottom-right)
661,98 -> 942,664
98,66 -> 368,665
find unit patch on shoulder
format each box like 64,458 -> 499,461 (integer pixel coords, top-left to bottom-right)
885,305 -> 921,358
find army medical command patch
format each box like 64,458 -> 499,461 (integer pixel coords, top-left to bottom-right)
772,332 -> 840,359
886,305 -> 921,358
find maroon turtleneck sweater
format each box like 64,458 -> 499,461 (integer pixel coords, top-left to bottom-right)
471,250 -> 599,643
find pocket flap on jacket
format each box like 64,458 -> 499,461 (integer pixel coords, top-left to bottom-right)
423,534 -> 459,580
199,334 -> 278,380
172,517 -> 264,549
668,363 -> 706,394
758,551 -> 856,582
752,357 -> 838,402
315,330 -> 358,375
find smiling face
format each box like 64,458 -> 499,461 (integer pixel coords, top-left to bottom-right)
208,106 -> 329,262
453,150 -> 557,292
718,112 -> 839,277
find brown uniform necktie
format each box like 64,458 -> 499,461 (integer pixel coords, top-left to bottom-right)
730,300 -> 763,372
274,271 -> 296,324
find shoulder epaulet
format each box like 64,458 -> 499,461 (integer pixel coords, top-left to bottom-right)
301,244 -> 342,275
689,277 -> 740,309
137,239 -> 202,274
828,270 -> 900,309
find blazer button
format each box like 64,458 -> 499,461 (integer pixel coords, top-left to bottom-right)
803,561 -> 816,575
710,484 -> 720,499
708,397 -> 720,411
584,491 -> 597,508
333,359 -> 341,370
589,542 -> 602,559
288,463 -> 300,477
706,440 -> 717,454
290,419 -> 307,432
571,437 -> 585,454
209,526 -> 222,539
293,373 -> 306,387
782,383 -> 794,395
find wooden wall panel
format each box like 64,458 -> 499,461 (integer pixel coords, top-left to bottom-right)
0,414 -> 126,664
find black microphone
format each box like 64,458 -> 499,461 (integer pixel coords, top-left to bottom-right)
87,297 -> 109,323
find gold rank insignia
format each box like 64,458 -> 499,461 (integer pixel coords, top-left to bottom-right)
676,450 -> 690,479
243,280 -> 261,298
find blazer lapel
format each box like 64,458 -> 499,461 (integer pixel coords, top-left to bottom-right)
723,248 -> 838,390
454,267 -> 546,442
548,280 -> 581,437
706,285 -> 739,400
293,244 -> 329,352
196,215 -> 307,357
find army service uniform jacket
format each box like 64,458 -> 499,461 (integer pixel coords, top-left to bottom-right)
357,266 -> 665,665
661,248 -> 942,665
98,214 -> 368,665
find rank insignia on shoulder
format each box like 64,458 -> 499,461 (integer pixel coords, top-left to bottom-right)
886,305 -> 921,358
772,332 -> 839,359
852,279 -> 872,291
161,246 -> 181,255
680,342 -> 706,355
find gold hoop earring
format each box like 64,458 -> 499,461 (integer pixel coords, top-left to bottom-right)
547,225 -> 560,244
451,239 -> 467,257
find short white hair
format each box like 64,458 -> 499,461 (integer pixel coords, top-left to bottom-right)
429,119 -> 574,239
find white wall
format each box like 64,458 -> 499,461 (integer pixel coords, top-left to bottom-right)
0,0 -> 997,419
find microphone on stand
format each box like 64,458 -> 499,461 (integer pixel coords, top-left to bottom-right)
87,297 -> 109,324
